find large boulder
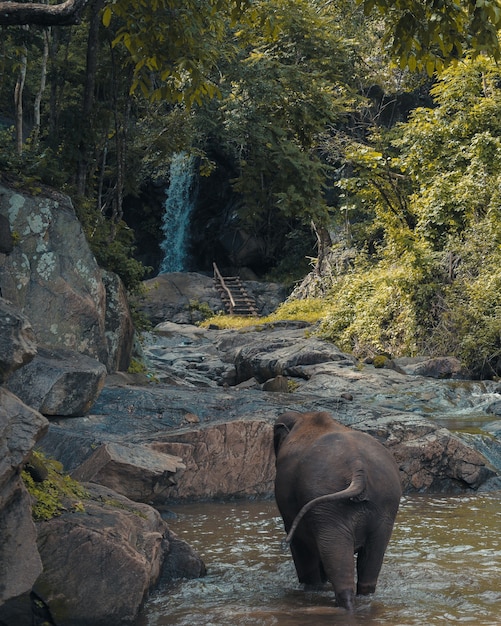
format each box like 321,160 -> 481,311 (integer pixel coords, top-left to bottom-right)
0,184 -> 133,372
6,346 -> 107,417
102,270 -> 135,372
355,415 -> 495,492
392,356 -> 470,379
32,483 -> 205,626
0,298 -> 47,620
149,420 -> 275,500
138,272 -> 224,325
0,214 -> 13,255
71,442 -> 186,502
0,389 -> 48,617
0,298 -> 36,383
230,326 -> 356,384
136,272 -> 286,326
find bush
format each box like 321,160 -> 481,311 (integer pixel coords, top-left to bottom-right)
22,451 -> 88,521
317,255 -> 428,359
421,219 -> 501,377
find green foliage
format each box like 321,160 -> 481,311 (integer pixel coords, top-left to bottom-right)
421,218 -> 501,376
359,0 -> 501,74
313,54 -> 501,376
201,297 -> 329,329
127,357 -> 147,374
217,0 -> 357,229
317,255 -> 428,358
105,0 -> 248,106
74,197 -> 148,294
0,127 -> 66,190
189,299 -> 214,320
264,227 -> 316,286
372,354 -> 390,368
271,297 -> 329,324
22,451 -> 88,521
394,56 -> 501,247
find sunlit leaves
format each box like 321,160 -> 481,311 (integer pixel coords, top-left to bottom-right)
394,56 -> 501,241
358,0 -> 501,73
104,0 -> 248,105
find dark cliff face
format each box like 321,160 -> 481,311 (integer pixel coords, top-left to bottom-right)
123,152 -> 316,280
122,182 -> 167,277
0,183 -> 133,373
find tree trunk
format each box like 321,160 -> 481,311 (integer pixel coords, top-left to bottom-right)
311,221 -> 332,276
14,33 -> 28,155
33,27 -> 50,144
107,33 -> 132,239
76,0 -> 104,196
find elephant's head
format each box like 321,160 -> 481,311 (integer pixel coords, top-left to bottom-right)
273,411 -> 302,456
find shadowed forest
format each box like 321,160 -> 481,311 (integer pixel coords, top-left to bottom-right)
0,0 -> 500,377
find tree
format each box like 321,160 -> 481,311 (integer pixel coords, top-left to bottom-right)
0,0 -> 89,26
359,0 -> 501,74
103,0 -> 250,105
394,56 -> 501,246
196,0 -> 358,268
328,55 -> 501,374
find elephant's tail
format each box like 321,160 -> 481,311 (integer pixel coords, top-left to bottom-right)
284,460 -> 367,546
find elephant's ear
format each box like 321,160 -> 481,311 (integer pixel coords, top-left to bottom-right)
273,412 -> 300,456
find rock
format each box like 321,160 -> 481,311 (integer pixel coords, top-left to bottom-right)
6,346 -> 107,417
154,320 -> 211,341
149,420 -> 275,500
232,327 -> 355,384
32,483 -> 205,626
0,485 -> 43,617
487,400 -> 501,416
393,356 -> 470,379
37,322 -> 501,500
240,280 -> 287,316
143,324 -> 236,387
71,442 -> 186,503
219,227 -> 264,267
0,214 -> 13,254
158,534 -> 207,581
137,272 -> 224,325
102,270 -> 135,372
262,375 -> 290,392
136,272 -> 287,326
354,415 -> 495,492
0,389 -> 48,612
0,184 -> 133,372
0,298 -> 37,384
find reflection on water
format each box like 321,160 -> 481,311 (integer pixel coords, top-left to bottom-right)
138,494 -> 501,626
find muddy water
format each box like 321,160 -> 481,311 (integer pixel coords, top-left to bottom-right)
138,494 -> 501,626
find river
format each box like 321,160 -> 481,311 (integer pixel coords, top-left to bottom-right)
138,493 -> 501,625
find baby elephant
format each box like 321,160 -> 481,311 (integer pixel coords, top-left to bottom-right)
273,410 -> 401,611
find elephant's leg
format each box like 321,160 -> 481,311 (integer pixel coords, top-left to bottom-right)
290,535 -> 326,586
315,530 -> 356,610
356,525 -> 393,596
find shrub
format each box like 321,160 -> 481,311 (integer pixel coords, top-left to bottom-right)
22,451 -> 88,521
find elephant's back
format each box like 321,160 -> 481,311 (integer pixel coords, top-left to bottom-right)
283,429 -> 401,503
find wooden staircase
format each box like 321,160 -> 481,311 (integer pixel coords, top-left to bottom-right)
213,263 -> 259,317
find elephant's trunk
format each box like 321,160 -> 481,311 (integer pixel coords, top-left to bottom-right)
284,460 -> 367,546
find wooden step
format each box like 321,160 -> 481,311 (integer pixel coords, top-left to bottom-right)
213,263 -> 259,316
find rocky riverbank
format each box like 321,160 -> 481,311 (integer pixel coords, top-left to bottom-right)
43,320 -> 501,501
1,183 -> 501,625
3,308 -> 501,625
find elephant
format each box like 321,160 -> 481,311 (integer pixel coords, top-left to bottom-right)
273,410 -> 402,611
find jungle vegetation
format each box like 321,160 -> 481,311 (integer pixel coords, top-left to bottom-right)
0,0 -> 500,377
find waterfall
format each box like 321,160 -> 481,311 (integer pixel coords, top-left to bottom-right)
159,152 -> 197,273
